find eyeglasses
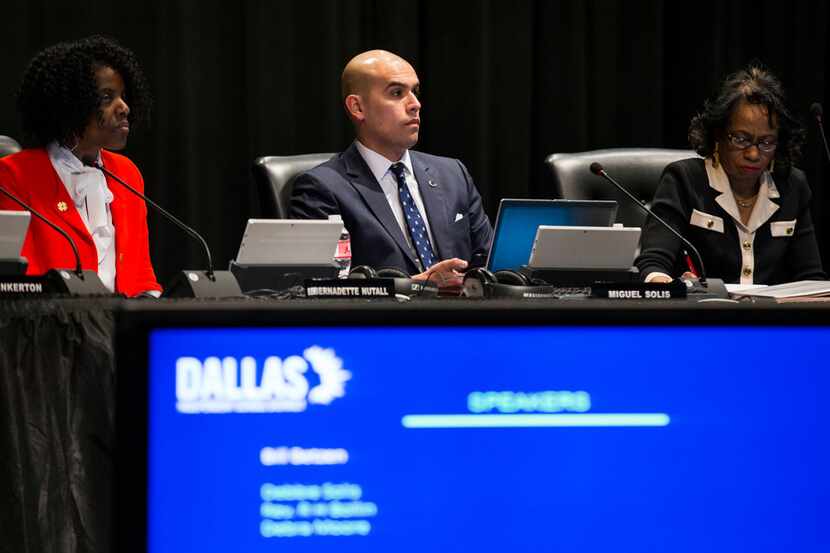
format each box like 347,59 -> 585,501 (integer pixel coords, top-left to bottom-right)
726,132 -> 778,153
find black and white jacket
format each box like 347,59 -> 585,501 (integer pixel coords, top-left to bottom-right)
635,157 -> 825,284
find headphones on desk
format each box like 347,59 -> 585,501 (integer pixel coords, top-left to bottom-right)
349,265 -> 439,297
462,268 -> 560,299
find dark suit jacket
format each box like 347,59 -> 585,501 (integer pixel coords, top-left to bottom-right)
0,148 -> 161,296
289,143 -> 493,274
635,158 -> 825,284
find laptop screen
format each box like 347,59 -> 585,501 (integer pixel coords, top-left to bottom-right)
0,210 -> 31,259
486,199 -> 617,272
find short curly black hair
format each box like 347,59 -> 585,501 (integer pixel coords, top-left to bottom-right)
17,35 -> 151,148
688,63 -> 805,171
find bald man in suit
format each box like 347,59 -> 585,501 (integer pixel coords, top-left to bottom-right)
290,50 -> 492,287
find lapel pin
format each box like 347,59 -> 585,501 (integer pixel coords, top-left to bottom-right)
57,201 -> 68,212
428,179 -> 437,187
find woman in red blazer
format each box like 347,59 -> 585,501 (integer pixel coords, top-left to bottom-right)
0,36 -> 160,297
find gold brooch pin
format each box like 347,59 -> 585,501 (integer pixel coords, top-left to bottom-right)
57,201 -> 68,212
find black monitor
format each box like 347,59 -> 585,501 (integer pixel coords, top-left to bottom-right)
116,307 -> 829,552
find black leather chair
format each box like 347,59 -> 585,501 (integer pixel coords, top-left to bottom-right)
252,153 -> 335,218
545,148 -> 698,227
0,135 -> 21,159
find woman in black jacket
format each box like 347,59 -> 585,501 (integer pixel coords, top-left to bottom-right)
636,64 -> 825,285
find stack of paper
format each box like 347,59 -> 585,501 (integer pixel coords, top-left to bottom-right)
727,280 -> 830,300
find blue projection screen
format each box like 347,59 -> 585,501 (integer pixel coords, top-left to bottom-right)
147,326 -> 828,552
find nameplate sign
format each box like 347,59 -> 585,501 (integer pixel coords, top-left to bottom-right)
591,280 -> 687,300
0,275 -> 60,298
0,270 -> 111,297
0,275 -> 53,297
304,278 -> 396,299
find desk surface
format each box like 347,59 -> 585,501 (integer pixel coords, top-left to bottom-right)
114,295 -> 830,326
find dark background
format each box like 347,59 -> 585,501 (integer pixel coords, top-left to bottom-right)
2,0 -> 829,283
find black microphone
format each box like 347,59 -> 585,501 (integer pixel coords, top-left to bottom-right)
0,183 -> 109,295
85,160 -> 242,298
810,102 -> 830,164
86,160 -> 216,279
589,162 -> 709,284
0,184 -> 83,277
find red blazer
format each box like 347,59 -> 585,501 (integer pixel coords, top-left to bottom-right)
0,148 -> 161,296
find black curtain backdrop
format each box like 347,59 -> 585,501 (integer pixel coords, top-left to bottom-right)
2,0 -> 829,283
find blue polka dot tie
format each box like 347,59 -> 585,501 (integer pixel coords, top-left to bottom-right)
390,162 -> 437,270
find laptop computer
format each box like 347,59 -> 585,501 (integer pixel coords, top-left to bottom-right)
528,225 -> 641,270
235,219 -> 342,265
0,210 -> 31,260
485,199 -> 617,272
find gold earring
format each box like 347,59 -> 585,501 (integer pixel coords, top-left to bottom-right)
769,159 -> 775,173
712,142 -> 720,168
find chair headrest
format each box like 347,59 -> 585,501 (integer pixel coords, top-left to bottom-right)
545,148 -> 699,227
252,153 -> 335,218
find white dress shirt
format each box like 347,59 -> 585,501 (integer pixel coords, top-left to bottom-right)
47,142 -> 117,292
354,141 -> 437,254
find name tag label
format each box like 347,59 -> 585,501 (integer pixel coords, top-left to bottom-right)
591,280 -> 687,300
304,278 -> 396,298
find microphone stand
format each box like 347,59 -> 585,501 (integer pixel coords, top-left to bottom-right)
0,184 -> 110,296
90,161 -> 217,280
589,162 -> 728,299
810,103 -> 830,164
0,185 -> 84,277
87,161 -> 242,298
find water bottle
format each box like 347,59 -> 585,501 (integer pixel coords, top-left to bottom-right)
329,214 -> 351,278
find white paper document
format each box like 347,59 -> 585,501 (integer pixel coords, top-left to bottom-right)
727,280 -> 830,299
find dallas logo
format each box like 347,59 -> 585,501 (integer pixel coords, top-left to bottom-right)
175,346 -> 351,414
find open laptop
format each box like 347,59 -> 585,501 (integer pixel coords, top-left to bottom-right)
0,210 -> 31,260
235,219 -> 342,265
485,199 -> 617,272
528,225 -> 641,270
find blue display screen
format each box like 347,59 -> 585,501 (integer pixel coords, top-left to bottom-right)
487,201 -> 615,271
148,326 -> 829,552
